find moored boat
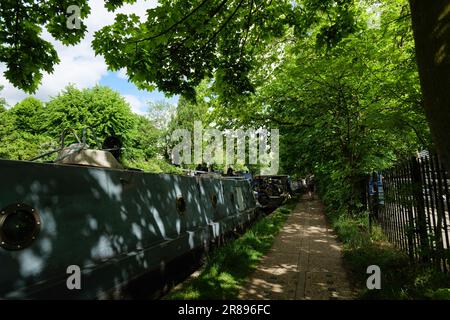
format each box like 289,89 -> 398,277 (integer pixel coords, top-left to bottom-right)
0,129 -> 257,299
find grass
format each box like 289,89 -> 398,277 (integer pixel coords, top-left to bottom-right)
327,209 -> 450,299
164,198 -> 298,300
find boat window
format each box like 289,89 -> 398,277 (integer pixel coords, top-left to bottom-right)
0,203 -> 41,250
235,187 -> 245,211
176,196 -> 186,214
230,192 -> 235,204
211,194 -> 218,208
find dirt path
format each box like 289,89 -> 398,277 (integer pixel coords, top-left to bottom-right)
239,197 -> 357,300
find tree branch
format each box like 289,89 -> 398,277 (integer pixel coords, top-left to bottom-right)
204,0 -> 245,47
129,0 -> 211,44
240,0 -> 254,59
204,0 -> 229,26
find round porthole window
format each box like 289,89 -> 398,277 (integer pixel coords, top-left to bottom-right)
211,194 -> 218,208
176,196 -> 186,214
0,203 -> 41,250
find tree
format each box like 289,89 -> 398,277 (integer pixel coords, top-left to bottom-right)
167,83 -> 212,133
92,0 -> 357,99
0,96 -> 51,160
0,0 -> 357,96
94,0 -> 450,172
0,85 -> 7,111
205,0 -> 430,213
44,85 -> 136,158
409,0 -> 450,175
146,100 -> 176,130
128,114 -> 163,161
10,96 -> 45,132
2,0 -> 449,173
164,81 -> 214,167
0,0 -> 92,92
0,85 -> 179,172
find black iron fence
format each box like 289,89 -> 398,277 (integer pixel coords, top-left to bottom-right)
369,153 -> 450,272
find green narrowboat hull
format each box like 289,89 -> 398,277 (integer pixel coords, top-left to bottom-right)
0,159 -> 257,299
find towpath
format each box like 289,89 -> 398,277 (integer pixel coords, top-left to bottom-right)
239,197 -> 357,300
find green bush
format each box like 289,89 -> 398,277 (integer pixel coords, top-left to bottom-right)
325,206 -> 450,299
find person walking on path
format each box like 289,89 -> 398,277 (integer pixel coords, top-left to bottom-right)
307,174 -> 315,200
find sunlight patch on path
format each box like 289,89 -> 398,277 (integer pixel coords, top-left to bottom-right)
239,198 -> 356,300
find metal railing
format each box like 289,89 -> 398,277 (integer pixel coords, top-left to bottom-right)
369,153 -> 450,272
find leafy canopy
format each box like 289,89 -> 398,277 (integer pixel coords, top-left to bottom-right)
201,0 -> 429,212
1,0 -> 357,97
93,0 -> 358,99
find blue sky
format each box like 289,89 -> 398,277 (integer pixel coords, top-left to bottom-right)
99,71 -> 179,115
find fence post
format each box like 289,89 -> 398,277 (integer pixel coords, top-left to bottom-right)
410,156 -> 430,262
368,175 -> 372,232
372,172 -> 379,218
368,172 -> 379,232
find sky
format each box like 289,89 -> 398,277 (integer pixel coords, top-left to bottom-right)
0,0 -> 179,115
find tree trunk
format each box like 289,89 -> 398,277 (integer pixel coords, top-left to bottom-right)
409,0 -> 450,175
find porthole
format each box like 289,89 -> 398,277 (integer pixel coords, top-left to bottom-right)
0,203 -> 41,250
176,196 -> 186,214
211,194 -> 218,208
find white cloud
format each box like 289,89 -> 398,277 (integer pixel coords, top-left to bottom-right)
123,94 -> 147,115
117,68 -> 129,80
0,0 -> 158,108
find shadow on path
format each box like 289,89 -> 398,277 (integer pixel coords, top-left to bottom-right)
239,196 -> 357,300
